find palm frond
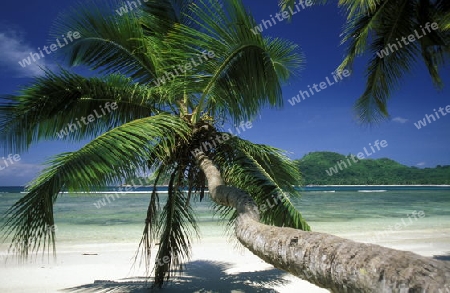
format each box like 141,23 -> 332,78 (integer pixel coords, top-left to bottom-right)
169,0 -> 304,123
140,0 -> 194,32
338,0 -> 449,123
338,0 -> 385,20
440,12 -> 450,31
154,166 -> 199,287
338,3 -> 386,71
133,165 -> 164,274
416,0 -> 450,88
0,69 -> 166,153
1,114 -> 191,260
346,0 -> 421,123
212,135 -> 310,232
50,0 -> 156,82
264,37 -> 305,81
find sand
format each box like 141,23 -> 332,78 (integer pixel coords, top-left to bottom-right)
0,238 -> 331,293
1,227 -> 449,293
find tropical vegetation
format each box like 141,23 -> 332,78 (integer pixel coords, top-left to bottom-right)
298,151 -> 450,185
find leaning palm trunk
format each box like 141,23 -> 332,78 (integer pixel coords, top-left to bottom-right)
197,152 -> 450,292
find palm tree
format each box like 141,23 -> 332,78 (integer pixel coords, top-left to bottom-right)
280,0 -> 450,123
1,0 -> 449,292
0,0 -> 309,288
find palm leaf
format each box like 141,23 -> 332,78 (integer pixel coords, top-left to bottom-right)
169,0 -> 304,123
133,165 -> 163,273
345,0 -> 421,123
416,0 -> 450,88
338,0 -> 385,20
50,0 -> 156,82
1,114 -> 191,259
154,167 -> 199,287
212,135 -> 310,232
338,0 -> 449,122
140,0 -> 196,32
0,70 -> 167,153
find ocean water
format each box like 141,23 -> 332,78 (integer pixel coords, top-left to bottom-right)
0,186 -> 449,251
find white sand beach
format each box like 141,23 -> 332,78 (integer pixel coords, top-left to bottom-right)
1,224 -> 449,293
1,188 -> 449,292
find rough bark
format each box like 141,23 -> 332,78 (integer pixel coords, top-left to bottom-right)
196,153 -> 450,293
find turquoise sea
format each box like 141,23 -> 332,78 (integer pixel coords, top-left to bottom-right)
0,186 -> 449,255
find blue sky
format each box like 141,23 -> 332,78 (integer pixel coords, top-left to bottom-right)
0,1 -> 449,186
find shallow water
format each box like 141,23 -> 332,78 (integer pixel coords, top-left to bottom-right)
1,187 -> 449,251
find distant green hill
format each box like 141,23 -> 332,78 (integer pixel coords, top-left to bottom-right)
295,152 -> 450,185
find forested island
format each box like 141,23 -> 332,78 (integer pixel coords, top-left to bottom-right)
296,152 -> 450,185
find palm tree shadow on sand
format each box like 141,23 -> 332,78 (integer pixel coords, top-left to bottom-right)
62,260 -> 291,293
433,253 -> 450,262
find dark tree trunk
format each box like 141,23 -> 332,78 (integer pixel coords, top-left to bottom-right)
196,153 -> 450,292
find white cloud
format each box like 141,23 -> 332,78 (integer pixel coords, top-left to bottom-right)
0,161 -> 44,185
416,162 -> 426,167
0,28 -> 55,78
392,117 -> 409,124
